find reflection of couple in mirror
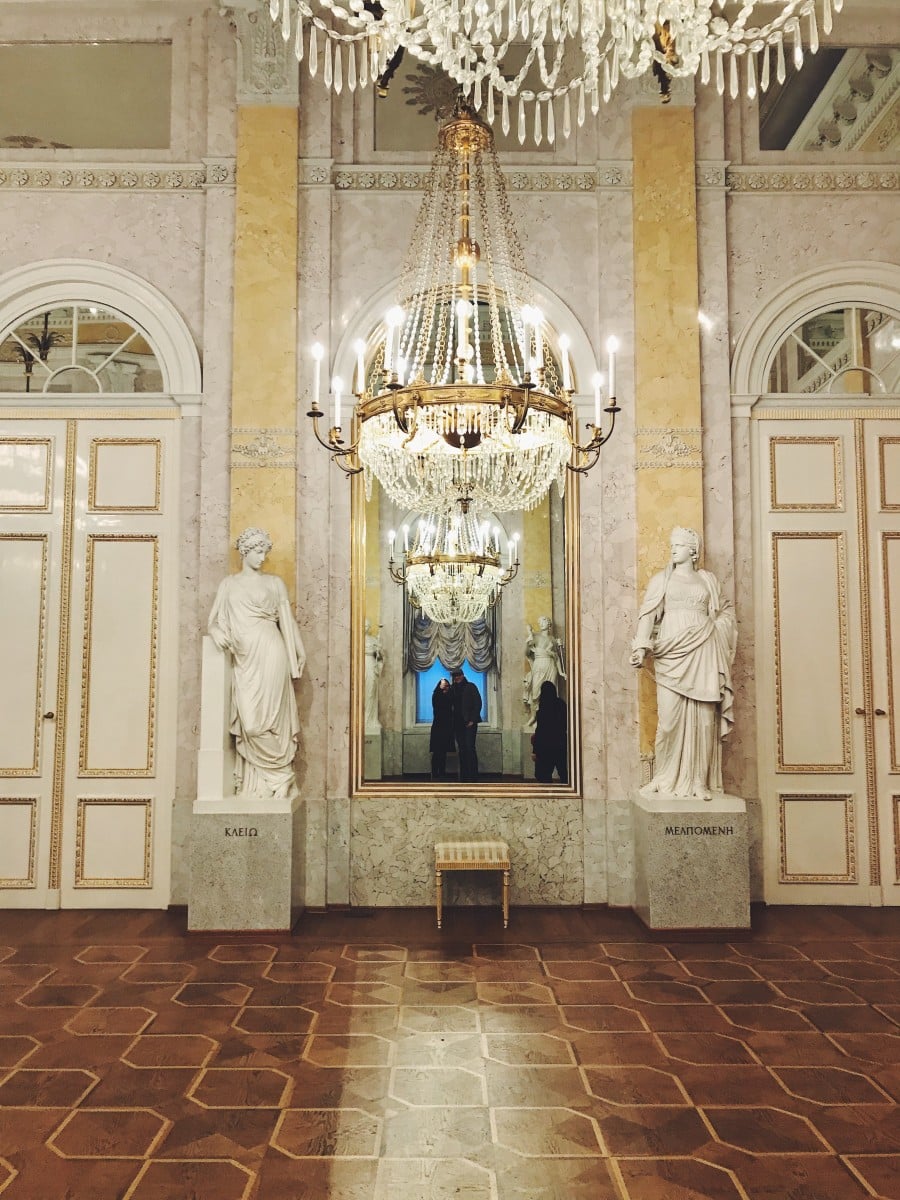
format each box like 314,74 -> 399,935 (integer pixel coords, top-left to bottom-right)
430,669 -> 482,782
208,528 -> 306,803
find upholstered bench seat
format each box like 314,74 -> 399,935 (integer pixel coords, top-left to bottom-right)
434,839 -> 511,929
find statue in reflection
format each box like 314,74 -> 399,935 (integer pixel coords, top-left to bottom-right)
208,528 -> 306,802
523,615 -> 566,729
630,526 -> 737,801
364,620 -> 384,733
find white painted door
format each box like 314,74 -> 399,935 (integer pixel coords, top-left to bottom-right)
0,413 -> 178,908
756,414 -> 900,905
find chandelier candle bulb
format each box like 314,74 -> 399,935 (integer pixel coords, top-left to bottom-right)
353,339 -> 366,395
403,524 -> 409,552
592,371 -> 603,429
534,309 -> 545,369
559,334 -> 573,392
332,376 -> 343,429
606,336 -> 618,400
311,341 -> 325,408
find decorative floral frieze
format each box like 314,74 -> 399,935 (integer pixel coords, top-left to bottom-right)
727,166 -> 899,193
231,427 -> 296,469
0,161 -> 236,191
636,426 -> 703,470
326,165 -> 623,192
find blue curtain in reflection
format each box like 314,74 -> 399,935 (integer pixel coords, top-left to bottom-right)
404,601 -> 498,674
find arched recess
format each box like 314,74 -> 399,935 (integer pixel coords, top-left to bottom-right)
731,261 -> 900,397
329,273 -> 599,396
0,259 -> 201,396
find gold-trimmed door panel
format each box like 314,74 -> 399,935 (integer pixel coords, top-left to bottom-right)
757,416 -> 900,905
0,415 -> 176,909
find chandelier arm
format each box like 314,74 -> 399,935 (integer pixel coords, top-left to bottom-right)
566,403 -> 620,475
306,404 -> 364,474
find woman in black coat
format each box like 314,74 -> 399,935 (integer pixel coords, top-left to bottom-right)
532,680 -> 568,783
430,678 -> 455,779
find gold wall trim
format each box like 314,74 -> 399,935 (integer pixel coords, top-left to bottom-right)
772,531 -> 851,773
74,797 -> 153,888
769,435 -> 844,512
78,534 -> 160,778
778,792 -> 857,884
0,797 -> 38,888
752,407 -> 900,421
855,422 -> 881,886
879,436 -> 900,511
49,421 -> 76,890
894,794 -> 900,883
0,408 -> 179,421
0,534 -> 48,777
0,436 -> 53,511
884,532 -> 900,775
88,438 -> 162,512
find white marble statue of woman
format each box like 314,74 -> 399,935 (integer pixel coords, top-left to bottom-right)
630,527 -> 737,801
364,619 -> 384,733
208,528 -> 306,802
523,615 -> 566,729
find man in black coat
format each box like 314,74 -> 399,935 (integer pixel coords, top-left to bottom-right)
451,668 -> 482,782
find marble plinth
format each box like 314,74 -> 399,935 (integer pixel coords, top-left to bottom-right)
520,730 -> 536,780
188,796 -> 304,931
632,790 -> 750,930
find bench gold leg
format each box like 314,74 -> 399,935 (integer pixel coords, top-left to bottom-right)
502,869 -> 510,929
436,869 -> 443,929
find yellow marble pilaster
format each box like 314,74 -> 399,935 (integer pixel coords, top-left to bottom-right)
632,105 -> 704,756
365,491 -> 381,629
230,104 -> 299,596
522,498 -> 553,633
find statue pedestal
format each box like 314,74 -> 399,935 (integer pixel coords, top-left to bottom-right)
189,795 -> 304,931
520,730 -> 536,780
364,732 -> 382,780
632,790 -> 750,931
189,635 -> 304,931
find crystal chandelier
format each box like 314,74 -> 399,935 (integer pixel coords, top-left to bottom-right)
307,103 -> 619,512
388,498 -> 520,624
270,0 -> 845,145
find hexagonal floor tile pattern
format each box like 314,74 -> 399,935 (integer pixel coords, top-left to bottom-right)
0,904 -> 898,1198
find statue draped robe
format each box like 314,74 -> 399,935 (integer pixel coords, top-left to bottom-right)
208,572 -> 306,801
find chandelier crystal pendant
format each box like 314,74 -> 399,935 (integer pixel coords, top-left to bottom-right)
270,0 -> 845,146
388,498 -> 520,625
307,103 -> 619,512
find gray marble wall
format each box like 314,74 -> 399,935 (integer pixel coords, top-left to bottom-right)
2,2 -> 894,910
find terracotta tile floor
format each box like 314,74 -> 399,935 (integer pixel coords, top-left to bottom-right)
0,905 -> 899,1199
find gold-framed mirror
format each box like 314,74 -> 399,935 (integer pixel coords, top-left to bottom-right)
350,470 -> 581,795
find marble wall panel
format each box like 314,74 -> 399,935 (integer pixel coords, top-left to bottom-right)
350,793 -> 584,907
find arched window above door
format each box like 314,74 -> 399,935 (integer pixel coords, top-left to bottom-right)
0,303 -> 164,394
767,304 -> 900,396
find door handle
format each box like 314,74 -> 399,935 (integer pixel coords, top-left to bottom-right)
42,711 -> 55,720
854,707 -> 866,715
875,708 -> 887,717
